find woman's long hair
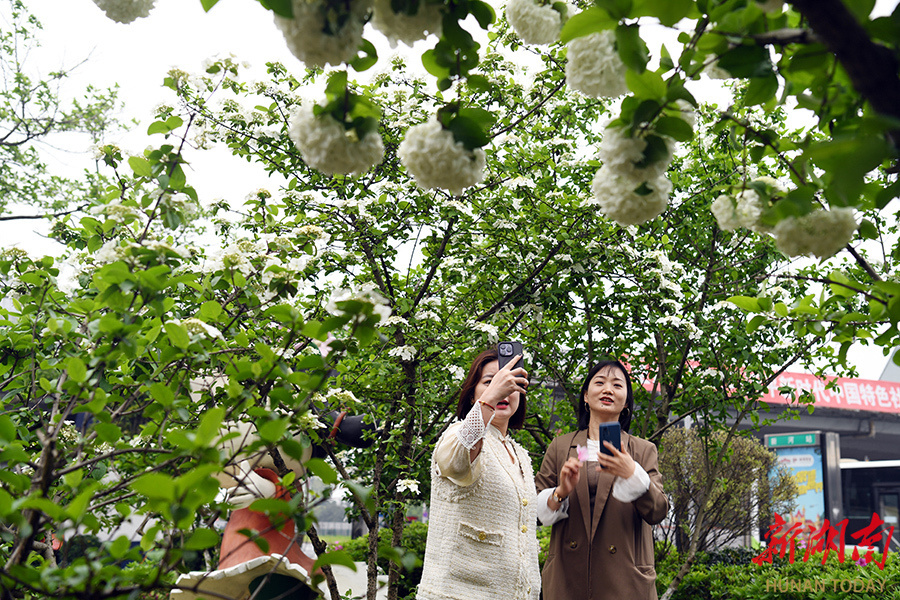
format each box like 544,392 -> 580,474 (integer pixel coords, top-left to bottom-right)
576,359 -> 634,433
455,348 -> 527,429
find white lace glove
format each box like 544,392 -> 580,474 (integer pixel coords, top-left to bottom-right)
224,460 -> 277,509
456,402 -> 495,450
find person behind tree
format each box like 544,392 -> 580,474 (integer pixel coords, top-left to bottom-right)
416,349 -> 540,600
535,359 -> 669,600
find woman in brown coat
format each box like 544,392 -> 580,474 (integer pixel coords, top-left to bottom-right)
535,360 -> 668,600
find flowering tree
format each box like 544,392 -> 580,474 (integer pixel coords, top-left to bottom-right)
2,0 -> 900,598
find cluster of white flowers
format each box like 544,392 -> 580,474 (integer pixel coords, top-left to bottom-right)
297,411 -> 327,432
275,0 -> 372,68
379,315 -> 409,328
389,345 -> 417,361
172,318 -> 223,340
370,0 -> 443,47
506,0 -> 566,45
566,31 -> 628,98
656,315 -> 702,340
90,200 -> 140,224
326,285 -> 392,322
92,0 -> 156,23
288,105 -> 384,175
416,309 -> 440,321
294,224 -> 329,242
326,388 -> 360,407
93,239 -> 131,265
590,125 -> 673,225
398,118 -> 486,195
160,193 -> 201,221
397,478 -> 421,495
711,190 -> 765,232
773,208 -> 857,259
448,364 -> 466,381
471,321 -> 500,343
203,243 -> 256,276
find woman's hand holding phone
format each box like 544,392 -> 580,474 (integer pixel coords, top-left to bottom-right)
481,355 -> 528,408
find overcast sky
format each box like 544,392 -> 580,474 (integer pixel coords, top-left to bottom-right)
7,0 -> 899,379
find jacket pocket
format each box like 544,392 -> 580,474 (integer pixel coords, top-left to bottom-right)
448,521 -> 505,586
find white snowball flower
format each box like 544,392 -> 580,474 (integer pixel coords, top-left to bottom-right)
506,0 -> 566,45
397,479 -> 420,495
711,187 -> 772,233
92,0 -> 155,23
589,124 -> 673,225
289,105 -> 384,175
711,195 -> 742,231
773,208 -> 857,259
327,285 -> 392,322
389,345 -> 417,361
275,0 -> 373,68
565,31 -> 627,98
398,118 -> 486,195
471,322 -> 500,343
590,168 -> 671,226
370,0 -> 443,47
172,318 -> 222,340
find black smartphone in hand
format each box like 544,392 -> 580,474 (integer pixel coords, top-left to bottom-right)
497,341 -> 524,370
597,421 -> 621,456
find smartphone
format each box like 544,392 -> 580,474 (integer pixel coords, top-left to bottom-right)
597,421 -> 621,456
497,341 -> 524,370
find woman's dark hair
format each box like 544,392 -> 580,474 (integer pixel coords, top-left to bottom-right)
577,359 -> 634,433
455,348 -> 527,429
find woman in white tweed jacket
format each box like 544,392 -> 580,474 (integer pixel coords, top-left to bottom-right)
416,349 -> 540,600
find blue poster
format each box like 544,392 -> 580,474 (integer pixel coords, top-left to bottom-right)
775,444 -> 825,531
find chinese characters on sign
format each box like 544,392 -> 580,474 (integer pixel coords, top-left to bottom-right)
760,372 -> 900,414
753,512 -> 894,570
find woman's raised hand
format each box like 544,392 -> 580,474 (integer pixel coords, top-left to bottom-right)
480,356 -> 528,408
556,456 -> 581,499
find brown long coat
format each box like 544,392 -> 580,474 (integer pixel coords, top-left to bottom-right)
535,429 -> 668,600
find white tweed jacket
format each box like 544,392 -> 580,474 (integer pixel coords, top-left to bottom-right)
417,422 -> 540,600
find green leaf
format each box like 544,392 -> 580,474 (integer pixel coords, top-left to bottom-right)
742,74 -> 778,107
313,550 -> 357,572
67,356 -> 87,384
715,45 -> 774,78
132,473 -> 176,501
559,7 -> 616,44
746,314 -> 767,334
95,423 -> 122,444
259,0 -> 293,18
128,156 -> 153,178
200,0 -> 220,11
625,69 -> 666,99
468,0 -> 496,29
447,115 -> 490,151
0,416 -> 16,443
304,458 -> 338,485
616,24 -> 649,73
858,219 -> 878,240
728,296 -> 762,312
257,418 -> 289,443
350,40 -> 378,72
164,322 -> 190,350
632,0 -> 692,26
654,116 -> 693,141
185,528 -> 220,550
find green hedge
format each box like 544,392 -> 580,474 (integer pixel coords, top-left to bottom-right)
339,522 -> 900,600
656,546 -> 900,599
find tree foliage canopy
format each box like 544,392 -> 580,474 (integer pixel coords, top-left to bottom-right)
0,0 -> 898,598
